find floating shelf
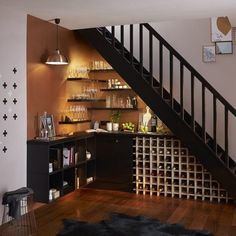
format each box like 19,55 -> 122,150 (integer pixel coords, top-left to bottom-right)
59,120 -> 91,124
87,107 -> 138,111
67,77 -> 107,83
100,88 -> 132,91
89,68 -> 114,72
67,98 -> 106,102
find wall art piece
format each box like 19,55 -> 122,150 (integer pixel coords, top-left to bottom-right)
202,45 -> 216,63
211,17 -> 232,42
215,41 -> 233,54
0,67 -> 20,157
232,27 -> 236,42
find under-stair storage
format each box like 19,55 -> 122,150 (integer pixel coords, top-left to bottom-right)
133,136 -> 232,203
27,133 -> 96,203
77,23 -> 236,198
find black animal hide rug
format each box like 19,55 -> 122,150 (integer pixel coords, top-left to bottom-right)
57,212 -> 213,236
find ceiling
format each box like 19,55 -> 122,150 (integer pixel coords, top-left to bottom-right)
2,0 -> 236,29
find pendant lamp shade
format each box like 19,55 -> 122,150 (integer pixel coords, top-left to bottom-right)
46,18 -> 69,65
46,49 -> 68,65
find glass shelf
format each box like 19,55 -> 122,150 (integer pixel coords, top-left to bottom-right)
59,120 -> 91,124
67,98 -> 106,102
67,77 -> 107,83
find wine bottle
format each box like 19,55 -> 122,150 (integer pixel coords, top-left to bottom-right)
151,114 -> 157,132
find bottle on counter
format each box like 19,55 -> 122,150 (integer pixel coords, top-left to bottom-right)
131,96 -> 137,108
108,80 -> 112,89
150,114 -> 157,132
106,95 -> 111,108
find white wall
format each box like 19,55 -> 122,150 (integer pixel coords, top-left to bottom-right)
0,6 -> 27,223
109,19 -> 236,160
150,19 -> 236,160
150,19 -> 236,107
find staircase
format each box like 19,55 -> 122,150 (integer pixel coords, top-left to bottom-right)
76,23 -> 236,198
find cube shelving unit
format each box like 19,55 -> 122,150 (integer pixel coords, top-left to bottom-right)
133,136 -> 232,203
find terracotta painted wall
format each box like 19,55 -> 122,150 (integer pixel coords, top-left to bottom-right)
27,15 -> 146,139
27,15 -> 92,139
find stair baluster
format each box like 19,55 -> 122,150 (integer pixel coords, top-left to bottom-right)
77,23 -> 236,197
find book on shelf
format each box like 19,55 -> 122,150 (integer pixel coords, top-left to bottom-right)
63,146 -> 75,167
86,128 -> 108,133
50,148 -> 61,170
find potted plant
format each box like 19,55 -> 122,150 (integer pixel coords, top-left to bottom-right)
110,110 -> 121,131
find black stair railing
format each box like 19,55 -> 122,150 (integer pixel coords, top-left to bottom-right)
96,23 -> 236,173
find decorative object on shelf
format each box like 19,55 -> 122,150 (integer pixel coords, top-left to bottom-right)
90,60 -> 112,70
202,45 -> 216,63
86,177 -> 94,184
122,122 -> 135,132
46,18 -> 69,65
139,106 -> 151,133
131,96 -> 138,109
67,80 -> 100,101
86,150 -> 91,160
106,122 -> 112,132
110,110 -> 121,131
63,146 -> 75,167
49,163 -> 53,173
150,114 -> 157,132
39,111 -> 56,139
93,121 -> 100,129
76,176 -> 80,189
67,66 -> 88,78
139,124 -> 148,133
104,93 -> 136,109
60,105 -> 88,123
107,79 -> 129,89
106,95 -> 111,108
49,188 -> 60,201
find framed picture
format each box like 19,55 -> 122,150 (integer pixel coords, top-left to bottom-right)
39,113 -> 56,138
215,41 -> 233,54
202,45 -> 216,63
211,17 -> 232,42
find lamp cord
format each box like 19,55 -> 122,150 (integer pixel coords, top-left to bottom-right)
56,24 -> 59,50
54,18 -> 60,50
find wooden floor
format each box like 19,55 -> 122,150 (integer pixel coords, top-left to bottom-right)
1,188 -> 236,235
29,188 -> 236,236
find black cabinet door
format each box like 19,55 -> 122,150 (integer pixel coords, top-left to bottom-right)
96,135 -> 133,192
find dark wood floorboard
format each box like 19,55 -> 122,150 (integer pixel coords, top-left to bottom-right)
1,188 -> 236,235
33,188 -> 236,236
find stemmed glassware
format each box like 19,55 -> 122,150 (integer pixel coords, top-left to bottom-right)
66,105 -> 87,121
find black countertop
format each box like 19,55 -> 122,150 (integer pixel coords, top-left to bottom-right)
27,130 -> 174,145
